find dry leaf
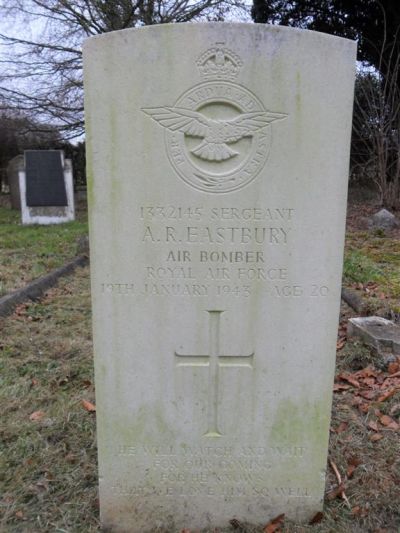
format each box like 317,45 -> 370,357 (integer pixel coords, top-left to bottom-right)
389,403 -> 400,416
327,482 -> 345,501
388,362 -> 400,374
15,510 -> 24,519
358,390 -> 376,400
338,373 -> 360,388
379,414 -> 392,426
81,399 -> 96,412
370,432 -> 384,442
358,402 -> 370,413
309,511 -> 323,524
346,464 -> 356,478
335,422 -> 348,434
386,370 -> 400,378
356,366 -> 378,378
367,420 -> 379,431
377,389 -> 396,402
264,513 -> 285,533
379,414 -> 398,429
29,410 -> 45,421
336,338 -> 346,350
333,383 -> 350,392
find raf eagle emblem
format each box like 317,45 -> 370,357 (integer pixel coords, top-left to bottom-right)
143,107 -> 287,162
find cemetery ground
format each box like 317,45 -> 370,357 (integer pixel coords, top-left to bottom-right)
0,195 -> 399,533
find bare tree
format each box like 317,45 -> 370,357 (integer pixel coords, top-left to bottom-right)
0,0 -> 249,139
352,25 -> 400,208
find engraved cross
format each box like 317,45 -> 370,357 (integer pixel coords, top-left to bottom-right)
175,310 -> 254,437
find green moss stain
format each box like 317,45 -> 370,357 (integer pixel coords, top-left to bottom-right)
270,397 -> 330,449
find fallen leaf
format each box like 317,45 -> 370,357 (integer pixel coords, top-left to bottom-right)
180,529 -> 191,533
367,420 -> 379,431
335,422 -> 348,434
388,362 -> 400,374
309,511 -> 323,524
336,338 -> 346,350
370,433 -> 384,442
31,378 -> 39,386
264,513 -> 285,533
15,510 -> 24,519
377,389 -> 397,402
358,390 -> 376,400
348,456 -> 362,467
346,464 -> 356,478
81,399 -> 96,412
358,402 -> 370,413
338,372 -> 360,388
327,482 -> 345,501
333,383 -> 350,392
379,414 -> 398,428
29,410 -> 45,422
362,377 -> 376,387
356,366 -> 378,378
389,403 -> 400,416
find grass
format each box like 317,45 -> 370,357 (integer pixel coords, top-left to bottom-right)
343,249 -> 383,285
0,204 -> 88,295
343,226 -> 400,318
0,268 -> 98,532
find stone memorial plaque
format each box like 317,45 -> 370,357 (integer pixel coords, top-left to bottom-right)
84,24 -> 356,531
25,150 -> 68,206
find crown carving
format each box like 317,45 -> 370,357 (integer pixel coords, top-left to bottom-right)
197,44 -> 242,81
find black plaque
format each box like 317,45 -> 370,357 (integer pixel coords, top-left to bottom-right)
25,150 -> 68,207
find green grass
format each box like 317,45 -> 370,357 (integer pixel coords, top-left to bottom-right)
0,205 -> 88,293
343,249 -> 383,285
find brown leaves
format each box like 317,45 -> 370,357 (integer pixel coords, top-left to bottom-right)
264,514 -> 285,533
334,421 -> 348,434
388,361 -> 400,374
81,399 -> 96,412
336,337 -> 346,351
337,372 -> 360,388
379,414 -> 399,430
334,359 -> 400,425
308,511 -> 324,525
370,432 -> 384,442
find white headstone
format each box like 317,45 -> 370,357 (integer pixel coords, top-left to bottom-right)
84,23 -> 356,531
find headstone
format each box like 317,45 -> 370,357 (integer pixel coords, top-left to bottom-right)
348,317 -> 400,362
17,150 -> 75,224
25,150 -> 68,206
368,208 -> 400,231
84,23 -> 356,531
6,155 -> 24,209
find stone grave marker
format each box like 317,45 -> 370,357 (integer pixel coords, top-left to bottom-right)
15,150 -> 75,224
6,155 -> 24,209
83,23 -> 356,531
